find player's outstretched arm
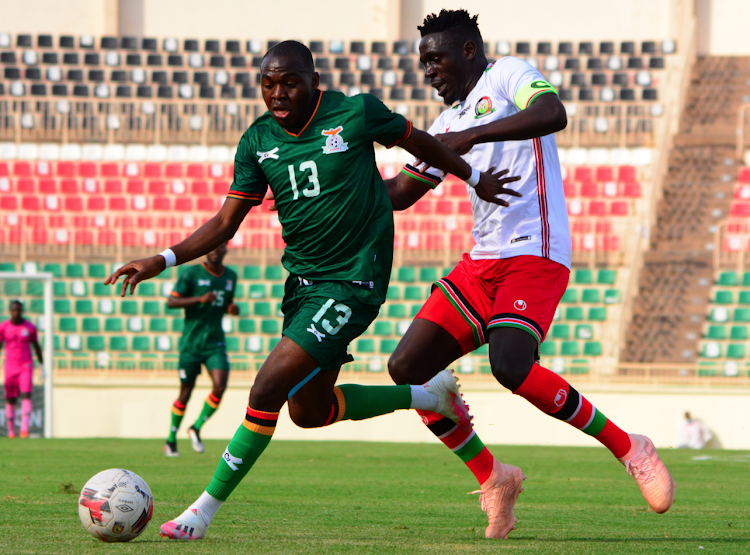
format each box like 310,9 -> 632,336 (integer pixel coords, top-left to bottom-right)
105,198 -> 255,296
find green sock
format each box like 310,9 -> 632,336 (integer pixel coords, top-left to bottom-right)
205,407 -> 278,502
193,393 -> 221,431
167,400 -> 186,443
326,384 -> 412,424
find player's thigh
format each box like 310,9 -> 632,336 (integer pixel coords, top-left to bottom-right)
205,351 -> 230,389
388,316 -> 462,385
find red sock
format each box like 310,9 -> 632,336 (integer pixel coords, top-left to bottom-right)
513,363 -> 632,459
418,410 -> 495,484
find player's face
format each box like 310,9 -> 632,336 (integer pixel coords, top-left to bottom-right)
10,303 -> 22,322
207,242 -> 228,265
260,56 -> 320,131
419,33 -> 475,105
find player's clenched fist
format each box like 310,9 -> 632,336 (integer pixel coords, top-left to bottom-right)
199,291 -> 217,304
104,255 -> 167,297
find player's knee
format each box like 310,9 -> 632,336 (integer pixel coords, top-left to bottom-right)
248,375 -> 286,411
212,384 -> 226,400
387,349 -> 418,385
288,406 -> 327,429
489,336 -> 535,391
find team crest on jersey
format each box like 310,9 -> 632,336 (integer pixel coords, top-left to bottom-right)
256,147 -> 280,164
321,126 -> 348,154
225,281 -> 233,291
198,279 -> 211,286
474,96 -> 496,119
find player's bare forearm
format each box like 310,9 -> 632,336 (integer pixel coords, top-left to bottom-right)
384,174 -> 433,211
166,296 -> 205,309
105,198 -> 255,296
32,340 -> 43,364
398,128 -> 472,181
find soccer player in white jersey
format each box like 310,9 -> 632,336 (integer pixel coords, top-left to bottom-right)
384,9 -> 675,539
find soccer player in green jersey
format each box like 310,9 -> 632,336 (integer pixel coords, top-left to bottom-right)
105,40 -> 520,540
164,242 -> 239,457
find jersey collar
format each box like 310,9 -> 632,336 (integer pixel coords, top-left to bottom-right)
202,262 -> 225,277
282,91 -> 323,138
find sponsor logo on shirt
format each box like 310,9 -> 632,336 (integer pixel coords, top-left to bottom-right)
458,106 -> 470,118
256,147 -> 280,164
321,126 -> 349,154
510,235 -> 532,244
474,96 -> 496,119
198,279 -> 211,286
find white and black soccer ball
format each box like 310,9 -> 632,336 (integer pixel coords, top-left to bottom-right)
78,468 -> 154,542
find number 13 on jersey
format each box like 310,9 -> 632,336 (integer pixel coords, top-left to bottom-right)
288,161 -> 320,200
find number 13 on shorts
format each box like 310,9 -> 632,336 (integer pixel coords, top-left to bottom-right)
312,298 -> 351,336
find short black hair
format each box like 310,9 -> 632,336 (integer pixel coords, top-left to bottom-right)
262,40 -> 315,74
418,9 -> 483,46
10,300 -> 23,309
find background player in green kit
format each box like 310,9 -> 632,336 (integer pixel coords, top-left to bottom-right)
105,40 -> 520,541
164,241 -> 239,457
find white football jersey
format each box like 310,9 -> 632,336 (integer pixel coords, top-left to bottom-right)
405,56 -> 572,269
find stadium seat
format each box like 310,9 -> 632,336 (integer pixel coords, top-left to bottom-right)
104,318 -> 123,333
149,318 -> 168,332
59,317 -> 77,332
583,342 -> 602,356
264,266 -> 285,280
66,263 -> 85,278
238,319 -> 256,333
397,267 -> 416,283
574,269 -> 593,284
82,317 -> 100,333
86,336 -> 106,351
551,324 -> 570,339
717,271 -> 738,286
588,307 -> 607,321
581,289 -> 600,303
706,325 -> 726,340
132,336 -> 150,351
561,289 -> 578,303
560,341 -> 579,356
730,326 -> 748,340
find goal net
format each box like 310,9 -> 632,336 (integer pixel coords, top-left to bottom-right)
0,271 -> 54,438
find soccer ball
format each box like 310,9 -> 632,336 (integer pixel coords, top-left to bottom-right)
78,468 -> 154,542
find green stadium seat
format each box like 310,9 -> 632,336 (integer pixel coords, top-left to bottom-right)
234,302 -> 250,317
3,280 -> 21,296
109,336 -> 128,351
574,269 -> 593,284
260,319 -> 280,334
87,263 -> 107,279
475,344 -> 489,356
29,299 -> 44,314
65,334 -> 82,351
569,359 -> 590,375
149,318 -> 168,332
121,300 -> 139,315
718,271 -> 738,286
269,284 -> 284,299
53,299 -> 71,314
138,282 -> 156,297
81,317 -> 100,333
539,341 -> 556,356
25,281 -> 43,296
98,299 -> 115,315
226,337 -> 240,352
734,308 -> 750,323
254,302 -> 272,316
373,321 -> 392,336
264,266 -> 285,280
171,319 -> 185,333
127,317 -> 144,332
743,272 -> 750,287
726,344 -> 746,359
156,267 -> 173,280
706,325 -> 726,340
245,336 -> 262,352
583,341 -> 602,356
238,319 -> 256,333
561,289 -> 578,303
588,307 -> 607,321
59,317 -> 77,332
397,267 -> 416,283
155,335 -> 172,351
738,291 -> 750,305
248,284 -> 267,299
419,267 -> 439,283
0,262 -> 16,272
575,324 -> 594,340
596,269 -> 616,285
74,300 -> 93,314
65,263 -> 84,278
132,336 -> 150,351
603,289 -> 621,304
41,263 -> 62,278
404,286 -> 424,301
104,318 -> 123,333
550,324 -> 570,339
714,290 -> 733,304
243,265 -> 262,280
142,301 -> 160,316
730,326 -> 748,340
386,285 -> 402,301
387,304 -> 407,318
86,336 -> 106,351
268,337 -> 281,351
581,289 -> 600,303
164,303 -> 181,317
380,339 -> 399,353
565,307 -> 584,321
410,305 -> 421,318
93,283 -> 111,297
356,339 -> 376,353
70,281 -> 88,297
227,264 -> 240,276
698,362 -> 717,377
560,341 -> 579,356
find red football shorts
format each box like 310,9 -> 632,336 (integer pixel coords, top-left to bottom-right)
415,254 -> 569,355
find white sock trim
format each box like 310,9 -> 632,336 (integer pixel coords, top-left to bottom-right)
191,491 -> 223,525
409,384 -> 439,411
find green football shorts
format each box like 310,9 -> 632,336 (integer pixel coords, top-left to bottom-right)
178,349 -> 230,384
281,278 -> 381,371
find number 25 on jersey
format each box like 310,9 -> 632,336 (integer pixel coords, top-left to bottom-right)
288,161 -> 320,200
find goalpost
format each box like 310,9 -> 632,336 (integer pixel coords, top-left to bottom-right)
0,272 -> 54,438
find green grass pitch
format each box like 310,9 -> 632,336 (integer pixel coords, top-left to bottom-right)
0,439 -> 748,554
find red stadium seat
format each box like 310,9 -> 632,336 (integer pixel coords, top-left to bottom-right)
0,162 -> 8,176
602,235 -> 620,251
574,167 -> 592,182
595,221 -> 612,234
13,162 -> 31,177
457,201 -> 472,215
144,163 -> 162,178
17,178 -> 34,193
622,182 -> 641,198
730,203 -> 750,217
610,201 -> 629,216
73,216 -> 88,228
97,230 -> 117,246
738,167 -> 750,183
87,197 -> 105,211
121,231 -> 137,246
197,197 -> 216,211
101,163 -> 119,177
126,179 -> 145,195
563,183 -> 578,197
588,201 -> 607,216
31,229 -> 48,244
174,198 -> 193,211
64,196 -> 83,212
60,179 -> 78,194
74,230 -> 93,245
448,183 -> 466,198
78,162 -> 97,177
191,180 -> 209,195
165,163 -> 183,178
212,181 -> 230,195
580,183 -> 598,198
104,180 -> 123,194
153,196 -> 171,211
109,197 -> 127,211
413,200 -> 433,215
425,234 -> 444,250
26,215 -> 45,228
39,179 -> 57,194
435,200 -> 453,215
22,195 -> 40,211
187,164 -> 205,178
148,180 -> 166,195
595,166 -> 613,182
618,166 -> 636,182
56,161 -> 75,178
572,221 -> 592,234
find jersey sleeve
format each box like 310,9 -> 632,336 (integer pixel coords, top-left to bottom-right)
27,323 -> 37,343
171,267 -> 193,298
487,57 -> 558,110
227,131 -> 268,204
400,114 -> 445,189
361,94 -> 413,148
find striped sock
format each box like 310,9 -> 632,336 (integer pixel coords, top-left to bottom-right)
418,410 -> 495,485
193,393 -> 222,431
322,384 -> 412,425
514,363 -> 631,458
205,407 -> 278,502
168,400 -> 186,443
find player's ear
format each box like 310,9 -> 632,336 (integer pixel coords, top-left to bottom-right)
464,40 -> 477,61
311,71 -> 320,91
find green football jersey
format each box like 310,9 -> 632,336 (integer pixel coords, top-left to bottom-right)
171,263 -> 237,354
228,91 -> 412,304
